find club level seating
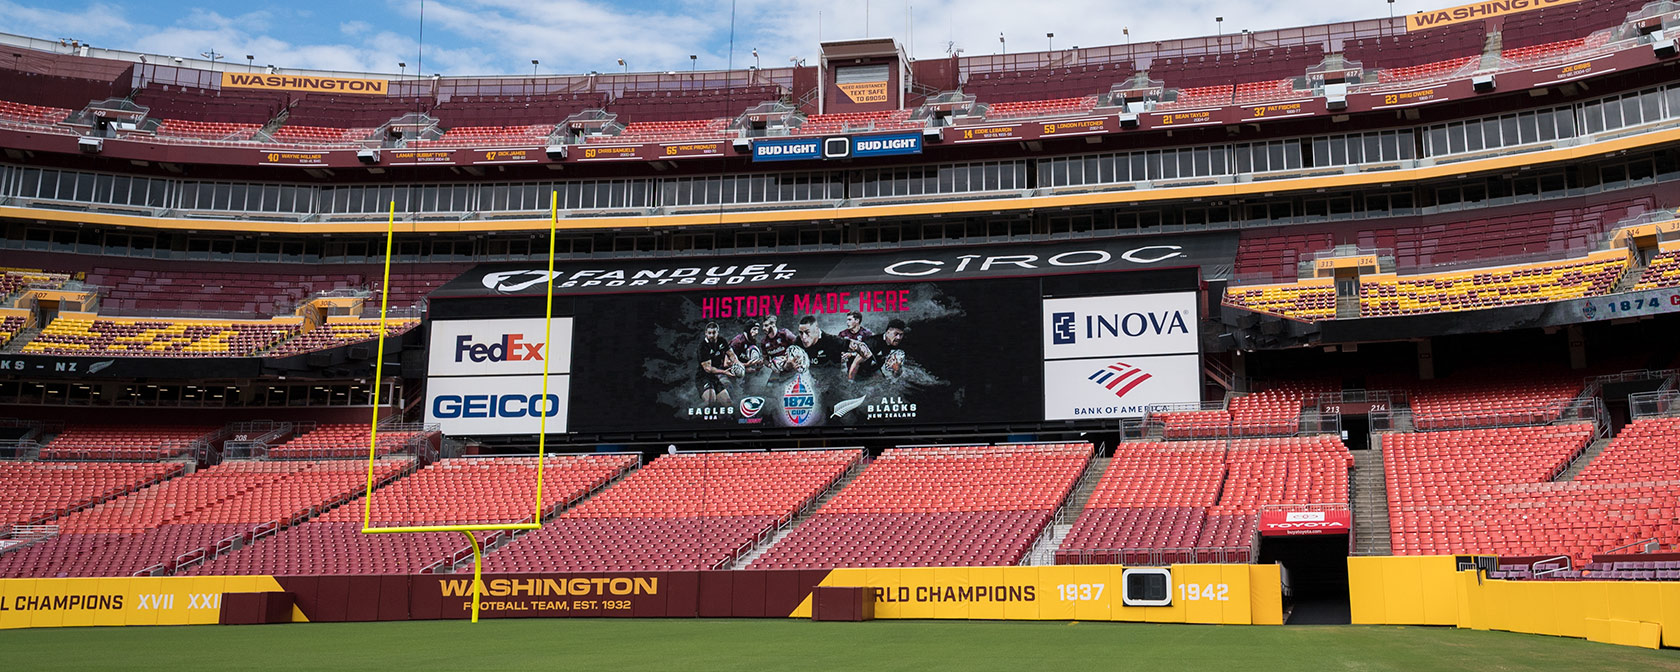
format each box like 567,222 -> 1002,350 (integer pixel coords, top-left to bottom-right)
1386,424 -> 1679,561
262,319 -> 421,358
0,316 -> 24,348
39,425 -> 220,461
428,93 -> 609,128
413,124 -> 555,148
1158,382 -> 1336,439
964,62 -> 1136,104
186,454 -> 636,576
0,99 -> 70,125
607,86 -> 782,124
1057,437 -> 1349,564
1161,85 -> 1233,109
1149,45 -> 1326,91
267,424 -> 429,459
1360,251 -> 1628,318
1,268 -> 71,297
1402,373 -> 1584,431
750,444 -> 1090,570
0,461 -> 184,526
283,95 -> 431,128
1224,250 -> 1631,322
1498,0 -> 1645,50
984,95 -> 1098,120
1221,279 -> 1336,322
0,459 -> 410,577
1233,79 -> 1299,105
154,119 -> 262,141
131,84 -> 289,125
1233,232 -> 1335,280
1634,247 -> 1680,290
1374,56 -> 1476,85
1233,195 -> 1656,281
22,317 -> 297,357
590,118 -> 731,144
267,125 -> 376,145
1342,22 -> 1486,70
795,110 -> 918,135
486,449 -> 860,572
88,265 -> 466,314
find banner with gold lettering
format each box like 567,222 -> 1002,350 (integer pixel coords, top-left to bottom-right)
221,72 -> 390,95
1405,0 -> 1582,32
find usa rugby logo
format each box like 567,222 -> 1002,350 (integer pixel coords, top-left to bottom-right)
781,378 -> 817,426
1087,360 -> 1153,399
739,397 -> 765,419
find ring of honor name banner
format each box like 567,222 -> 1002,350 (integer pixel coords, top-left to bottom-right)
566,280 -> 1044,431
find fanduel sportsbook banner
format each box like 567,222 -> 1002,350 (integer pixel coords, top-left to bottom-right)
1041,292 -> 1200,420
424,318 -> 573,435
432,235 -> 1237,300
566,279 -> 1042,432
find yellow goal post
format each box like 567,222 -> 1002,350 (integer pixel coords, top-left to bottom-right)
358,193 -> 563,621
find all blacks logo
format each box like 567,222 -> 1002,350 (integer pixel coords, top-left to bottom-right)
781,376 -> 818,427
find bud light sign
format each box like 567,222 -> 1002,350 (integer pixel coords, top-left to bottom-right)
851,133 -> 922,158
752,138 -> 822,162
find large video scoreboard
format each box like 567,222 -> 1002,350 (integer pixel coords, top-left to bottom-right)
424,236 -> 1232,437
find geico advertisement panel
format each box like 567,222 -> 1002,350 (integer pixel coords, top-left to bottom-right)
1043,354 -> 1200,420
1042,292 -> 1198,360
425,374 -> 570,435
428,318 -> 574,377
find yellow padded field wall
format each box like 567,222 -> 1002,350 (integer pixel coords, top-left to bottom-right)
1351,556 -> 1675,650
0,576 -> 302,630
789,564 -> 1281,625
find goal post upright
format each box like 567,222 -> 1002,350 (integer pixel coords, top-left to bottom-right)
359,192 -> 563,623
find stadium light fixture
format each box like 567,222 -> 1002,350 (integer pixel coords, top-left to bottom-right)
690,54 -> 697,72
752,48 -> 759,70
999,32 -> 1005,55
532,59 -> 539,76
245,54 -> 253,71
618,58 -> 626,73
1047,33 -> 1053,52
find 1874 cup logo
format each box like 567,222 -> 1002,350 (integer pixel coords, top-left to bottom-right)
781,376 -> 817,426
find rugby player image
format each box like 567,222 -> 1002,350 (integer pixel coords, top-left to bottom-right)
728,321 -> 765,372
694,322 -> 740,406
849,318 -> 908,381
758,314 -> 808,375
837,310 -> 873,368
797,315 -> 851,368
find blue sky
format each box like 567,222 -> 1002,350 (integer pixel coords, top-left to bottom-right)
0,1 -> 1471,76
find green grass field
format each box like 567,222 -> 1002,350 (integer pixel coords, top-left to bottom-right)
2,620 -> 1677,671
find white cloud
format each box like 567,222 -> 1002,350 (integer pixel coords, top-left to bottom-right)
0,0 -> 1518,77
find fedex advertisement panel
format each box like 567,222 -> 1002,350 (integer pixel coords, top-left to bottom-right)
1042,292 -> 1199,360
1043,354 -> 1200,420
427,318 -> 574,377
425,374 -> 571,435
